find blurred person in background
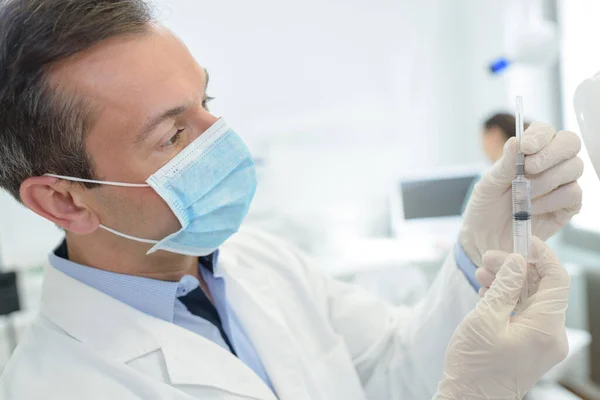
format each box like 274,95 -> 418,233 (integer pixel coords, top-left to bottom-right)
462,113 -> 531,213
0,0 -> 583,399
482,113 -> 530,163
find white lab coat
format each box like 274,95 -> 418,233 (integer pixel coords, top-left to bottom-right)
0,228 -> 478,399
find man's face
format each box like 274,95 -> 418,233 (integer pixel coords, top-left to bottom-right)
481,127 -> 506,164
50,25 -> 217,241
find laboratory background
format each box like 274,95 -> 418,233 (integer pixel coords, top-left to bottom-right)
0,0 -> 598,399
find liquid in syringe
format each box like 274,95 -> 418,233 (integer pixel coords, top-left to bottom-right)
512,96 -> 532,306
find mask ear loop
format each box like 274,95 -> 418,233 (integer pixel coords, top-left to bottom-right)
45,173 -> 159,244
44,173 -> 149,188
98,224 -> 160,244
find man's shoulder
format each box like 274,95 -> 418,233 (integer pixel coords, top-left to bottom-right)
224,226 -> 304,262
222,226 -> 315,278
0,318 -> 88,397
0,316 -> 149,399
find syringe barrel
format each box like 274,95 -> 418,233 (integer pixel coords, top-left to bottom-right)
513,96 -> 529,307
512,177 -> 532,255
513,176 -> 532,306
513,220 -> 531,259
512,176 -> 532,220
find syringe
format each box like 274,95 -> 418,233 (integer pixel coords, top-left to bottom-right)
512,96 -> 532,306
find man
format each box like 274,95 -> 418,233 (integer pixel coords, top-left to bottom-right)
0,1 -> 584,399
482,113 -> 530,163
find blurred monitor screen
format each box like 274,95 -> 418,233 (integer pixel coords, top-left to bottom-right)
399,175 -> 477,220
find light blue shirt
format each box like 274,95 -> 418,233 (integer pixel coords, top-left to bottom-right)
48,245 -> 275,393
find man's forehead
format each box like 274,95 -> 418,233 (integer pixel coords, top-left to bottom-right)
48,25 -> 203,115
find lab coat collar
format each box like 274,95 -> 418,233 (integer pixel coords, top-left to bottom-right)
40,265 -> 277,399
41,266 -> 163,362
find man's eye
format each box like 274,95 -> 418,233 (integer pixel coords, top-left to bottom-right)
161,128 -> 185,148
202,96 -> 215,111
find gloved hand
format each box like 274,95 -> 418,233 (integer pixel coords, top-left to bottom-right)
434,237 -> 570,400
460,122 -> 583,267
476,246 -> 535,300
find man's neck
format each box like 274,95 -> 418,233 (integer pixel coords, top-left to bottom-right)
64,230 -> 200,282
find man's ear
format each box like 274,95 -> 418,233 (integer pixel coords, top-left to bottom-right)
20,176 -> 100,234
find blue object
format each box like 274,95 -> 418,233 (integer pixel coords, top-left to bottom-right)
489,57 -> 511,74
454,241 -> 481,292
145,118 -> 257,256
49,243 -> 274,392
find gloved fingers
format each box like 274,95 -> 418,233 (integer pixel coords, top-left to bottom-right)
520,236 -> 569,323
477,253 -> 527,316
478,286 -> 488,298
474,124 -> 576,198
529,236 -> 559,268
528,236 -> 571,295
530,206 -> 581,243
519,283 -> 569,338
524,130 -> 582,175
520,121 -> 556,156
514,238 -> 568,351
475,268 -> 496,288
551,203 -> 583,227
477,249 -> 509,288
531,182 -> 583,216
482,249 -> 509,274
529,157 -> 584,199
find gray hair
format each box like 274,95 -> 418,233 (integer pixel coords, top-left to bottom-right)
0,0 -> 155,201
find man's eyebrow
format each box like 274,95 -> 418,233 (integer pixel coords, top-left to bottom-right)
135,69 -> 210,145
136,104 -> 190,145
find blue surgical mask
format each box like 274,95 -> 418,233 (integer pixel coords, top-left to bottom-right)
46,118 -> 257,256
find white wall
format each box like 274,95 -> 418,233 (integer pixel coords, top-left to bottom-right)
0,0 -> 561,266
155,0 -> 510,251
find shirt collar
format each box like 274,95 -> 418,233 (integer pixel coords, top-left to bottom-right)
49,240 -> 218,323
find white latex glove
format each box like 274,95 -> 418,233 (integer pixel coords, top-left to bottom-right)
434,237 -> 570,400
476,247 -> 534,300
460,122 -> 583,267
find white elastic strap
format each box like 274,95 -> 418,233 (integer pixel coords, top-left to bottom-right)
99,224 -> 159,244
44,173 -> 149,188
